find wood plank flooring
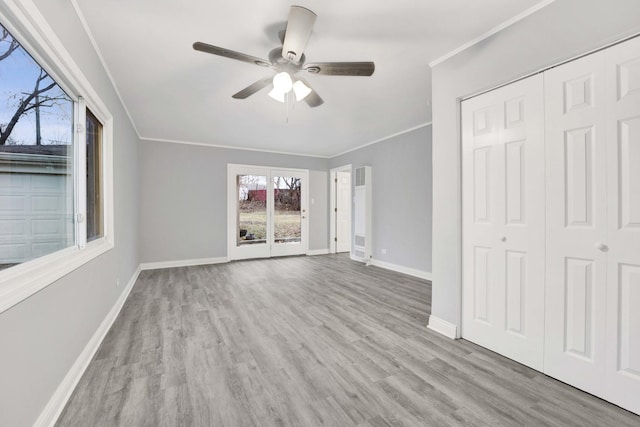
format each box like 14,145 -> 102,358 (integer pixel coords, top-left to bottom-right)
56,255 -> 640,426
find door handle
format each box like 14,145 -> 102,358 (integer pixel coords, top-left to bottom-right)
500,236 -> 507,242
595,242 -> 609,252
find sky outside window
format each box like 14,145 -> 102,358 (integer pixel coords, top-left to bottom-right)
0,23 -> 73,146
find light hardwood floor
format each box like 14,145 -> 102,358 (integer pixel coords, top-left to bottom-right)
56,255 -> 640,426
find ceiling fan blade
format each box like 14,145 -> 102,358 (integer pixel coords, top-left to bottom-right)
193,42 -> 271,67
297,78 -> 323,107
305,90 -> 324,108
304,62 -> 375,76
231,77 -> 273,99
281,6 -> 316,64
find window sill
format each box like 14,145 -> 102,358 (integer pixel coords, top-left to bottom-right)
0,238 -> 113,314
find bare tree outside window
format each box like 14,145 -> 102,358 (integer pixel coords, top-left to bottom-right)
0,23 -> 72,147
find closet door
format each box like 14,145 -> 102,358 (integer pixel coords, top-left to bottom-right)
605,36 -> 640,415
461,74 -> 545,370
544,51 -> 608,392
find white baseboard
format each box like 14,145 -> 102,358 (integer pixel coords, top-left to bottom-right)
34,265 -> 142,427
427,315 -> 458,339
140,256 -> 228,271
369,258 -> 432,281
306,248 -> 330,256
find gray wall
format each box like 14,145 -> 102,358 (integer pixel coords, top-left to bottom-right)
139,141 -> 330,263
330,125 -> 432,274
0,1 -> 141,426
309,169 -> 330,251
431,0 -> 640,328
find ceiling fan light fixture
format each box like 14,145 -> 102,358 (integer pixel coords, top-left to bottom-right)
272,72 -> 293,93
194,6 -> 374,109
268,87 -> 286,103
293,80 -> 312,101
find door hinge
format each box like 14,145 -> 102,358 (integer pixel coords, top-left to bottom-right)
334,237 -> 337,242
75,123 -> 84,133
334,208 -> 337,212
334,178 -> 338,183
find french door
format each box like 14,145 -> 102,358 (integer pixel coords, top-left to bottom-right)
227,164 -> 308,260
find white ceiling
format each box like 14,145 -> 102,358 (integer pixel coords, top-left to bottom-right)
74,0 -> 547,157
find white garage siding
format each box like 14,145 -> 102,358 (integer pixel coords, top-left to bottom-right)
0,152 -> 74,268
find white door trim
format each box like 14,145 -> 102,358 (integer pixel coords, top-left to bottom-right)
329,164 -> 352,254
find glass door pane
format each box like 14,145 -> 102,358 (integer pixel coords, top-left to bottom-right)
237,174 -> 268,246
273,176 -> 301,244
270,169 -> 307,257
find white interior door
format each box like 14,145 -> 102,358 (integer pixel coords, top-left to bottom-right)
544,52 -> 609,391
604,36 -> 640,415
336,171 -> 351,253
228,165 -> 308,260
461,74 -> 545,370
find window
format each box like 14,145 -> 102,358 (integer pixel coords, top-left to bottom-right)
0,22 -> 75,268
86,109 -> 103,242
0,7 -> 112,312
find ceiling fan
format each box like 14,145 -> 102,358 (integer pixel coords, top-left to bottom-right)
193,5 -> 375,107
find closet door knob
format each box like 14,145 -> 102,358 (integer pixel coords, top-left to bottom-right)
500,236 -> 507,242
595,242 -> 609,252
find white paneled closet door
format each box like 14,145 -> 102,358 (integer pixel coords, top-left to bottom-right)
604,36 -> 640,414
461,74 -> 545,370
462,35 -> 640,414
545,36 -> 640,414
544,52 -> 608,392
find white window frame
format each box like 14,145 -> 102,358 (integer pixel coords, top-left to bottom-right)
0,0 -> 115,313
